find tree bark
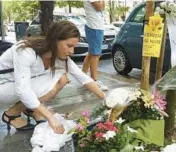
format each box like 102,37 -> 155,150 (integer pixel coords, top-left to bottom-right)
68,1 -> 72,13
165,90 -> 176,134
109,0 -> 113,23
0,1 -> 5,40
40,1 -> 54,36
140,0 -> 155,91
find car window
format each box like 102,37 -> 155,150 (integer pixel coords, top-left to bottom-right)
131,6 -> 146,23
54,15 -> 67,22
113,23 -> 123,28
31,16 -> 40,25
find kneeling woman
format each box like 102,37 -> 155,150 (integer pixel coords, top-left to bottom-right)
0,21 -> 105,134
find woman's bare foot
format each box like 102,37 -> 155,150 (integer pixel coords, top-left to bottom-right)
3,111 -> 28,129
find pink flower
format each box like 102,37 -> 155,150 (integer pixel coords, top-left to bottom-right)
95,132 -> 104,138
109,126 -> 118,132
153,90 -> 167,110
76,124 -> 84,131
104,121 -> 113,127
94,132 -> 105,142
96,121 -> 119,132
96,123 -> 105,130
80,143 -> 86,148
82,110 -> 90,118
85,117 -> 90,123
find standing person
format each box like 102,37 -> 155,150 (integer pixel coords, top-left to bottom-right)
82,0 -> 108,91
0,21 -> 106,134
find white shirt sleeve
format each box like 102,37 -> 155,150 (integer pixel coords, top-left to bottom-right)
67,57 -> 94,85
13,47 -> 40,109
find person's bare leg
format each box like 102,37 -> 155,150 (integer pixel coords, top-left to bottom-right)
90,55 -> 100,80
4,102 -> 28,128
39,74 -> 69,103
82,52 -> 92,74
27,73 -> 69,120
4,74 -> 69,126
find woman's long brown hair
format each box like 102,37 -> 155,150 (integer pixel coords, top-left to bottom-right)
18,21 -> 80,74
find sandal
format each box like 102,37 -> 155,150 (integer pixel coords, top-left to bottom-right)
2,112 -> 35,131
23,109 -> 46,124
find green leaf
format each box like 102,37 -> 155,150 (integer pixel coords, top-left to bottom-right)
67,128 -> 76,134
120,144 -> 135,152
109,149 -> 118,152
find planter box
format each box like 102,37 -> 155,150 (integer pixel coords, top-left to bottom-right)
127,119 -> 165,146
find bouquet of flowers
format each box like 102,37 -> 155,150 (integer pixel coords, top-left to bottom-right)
69,110 -> 143,152
105,88 -> 168,147
105,88 -> 168,123
68,87 -> 168,151
156,1 -> 176,17
120,89 -> 168,123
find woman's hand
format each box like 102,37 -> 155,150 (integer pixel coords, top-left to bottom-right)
48,116 -> 65,134
35,104 -> 65,134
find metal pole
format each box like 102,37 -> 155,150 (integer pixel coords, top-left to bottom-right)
0,1 -> 5,40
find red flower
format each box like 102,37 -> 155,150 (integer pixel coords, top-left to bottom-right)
96,123 -> 106,130
95,132 -> 104,138
104,121 -> 113,127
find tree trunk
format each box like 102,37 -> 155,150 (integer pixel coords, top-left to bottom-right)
0,1 -> 5,40
68,2 -> 72,13
109,0 -> 113,23
165,90 -> 176,134
40,1 -> 54,36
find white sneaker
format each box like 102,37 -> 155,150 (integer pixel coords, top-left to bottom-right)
96,81 -> 109,91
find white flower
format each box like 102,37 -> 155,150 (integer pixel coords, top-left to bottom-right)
104,109 -> 112,116
115,117 -> 125,124
127,126 -> 138,133
160,2 -> 167,9
134,146 -> 145,151
128,89 -> 142,101
103,131 -> 116,141
163,143 -> 176,152
156,6 -> 161,12
168,3 -> 176,12
171,12 -> 176,17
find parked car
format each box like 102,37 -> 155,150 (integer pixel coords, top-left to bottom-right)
112,1 -> 171,75
0,40 -> 13,56
111,21 -> 124,28
7,24 -> 15,32
27,13 -> 117,57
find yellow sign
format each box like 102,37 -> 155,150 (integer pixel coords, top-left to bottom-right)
142,14 -> 164,58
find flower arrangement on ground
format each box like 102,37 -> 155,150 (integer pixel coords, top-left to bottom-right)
70,111 -> 141,152
69,87 -> 168,151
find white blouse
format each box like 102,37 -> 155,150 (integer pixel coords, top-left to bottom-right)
0,43 -> 93,109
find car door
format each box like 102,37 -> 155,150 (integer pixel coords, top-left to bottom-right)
123,4 -> 146,69
122,2 -> 171,72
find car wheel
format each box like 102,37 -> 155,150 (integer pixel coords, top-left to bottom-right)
113,47 -> 132,75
